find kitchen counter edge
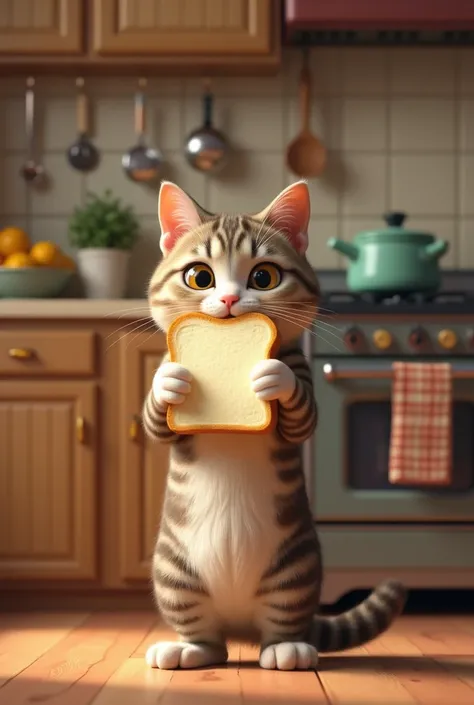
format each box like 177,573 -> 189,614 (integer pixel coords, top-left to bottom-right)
0,299 -> 150,320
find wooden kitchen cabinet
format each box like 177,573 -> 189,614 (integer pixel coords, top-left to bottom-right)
0,380 -> 97,581
118,332 -> 168,581
93,0 -> 274,56
0,0 -> 83,54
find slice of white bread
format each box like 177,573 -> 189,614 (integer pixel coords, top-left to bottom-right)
166,312 -> 279,434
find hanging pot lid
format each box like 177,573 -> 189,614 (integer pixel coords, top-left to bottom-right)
354,212 -> 435,244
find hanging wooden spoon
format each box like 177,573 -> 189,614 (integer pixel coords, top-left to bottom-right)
287,48 -> 327,178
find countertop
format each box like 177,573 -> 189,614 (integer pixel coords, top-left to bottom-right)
0,299 -> 150,319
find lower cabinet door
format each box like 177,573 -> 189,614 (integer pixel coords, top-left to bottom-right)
119,333 -> 168,581
0,381 -> 97,580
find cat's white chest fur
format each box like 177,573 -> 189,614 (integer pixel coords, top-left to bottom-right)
181,433 -> 278,623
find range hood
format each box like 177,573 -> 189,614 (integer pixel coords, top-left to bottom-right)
285,0 -> 474,45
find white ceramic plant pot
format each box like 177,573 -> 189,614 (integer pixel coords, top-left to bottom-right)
78,248 -> 131,299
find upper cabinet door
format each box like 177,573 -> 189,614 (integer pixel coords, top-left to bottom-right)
0,0 -> 83,54
93,0 -> 274,56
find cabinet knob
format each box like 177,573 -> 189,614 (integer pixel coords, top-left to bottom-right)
373,329 -> 392,350
129,415 -> 141,441
76,416 -> 85,443
8,347 -> 34,360
438,328 -> 457,350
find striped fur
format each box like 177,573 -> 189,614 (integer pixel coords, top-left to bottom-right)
143,185 -> 406,670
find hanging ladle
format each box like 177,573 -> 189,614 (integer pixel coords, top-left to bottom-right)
67,77 -> 100,172
122,78 -> 163,183
287,48 -> 327,178
20,77 -> 46,186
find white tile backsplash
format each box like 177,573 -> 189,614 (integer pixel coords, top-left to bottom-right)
341,99 -> 387,151
390,154 -> 456,216
1,46 -> 473,300
390,99 -> 456,152
388,48 -> 456,96
340,49 -> 388,96
341,153 -> 387,215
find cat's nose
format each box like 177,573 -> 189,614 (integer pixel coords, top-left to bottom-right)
220,294 -> 240,309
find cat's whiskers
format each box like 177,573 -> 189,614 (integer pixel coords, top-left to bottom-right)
262,302 -> 342,333
262,306 -> 343,343
104,315 -> 154,341
261,306 -> 344,352
105,318 -> 157,353
103,305 -> 152,319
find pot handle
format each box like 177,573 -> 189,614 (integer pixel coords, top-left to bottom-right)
422,240 -> 449,261
327,238 -> 359,261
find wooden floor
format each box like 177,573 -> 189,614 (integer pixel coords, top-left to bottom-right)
1,612 -> 474,705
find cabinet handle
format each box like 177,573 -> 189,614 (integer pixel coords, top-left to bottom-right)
76,416 -> 85,443
129,415 -> 140,441
8,347 -> 34,360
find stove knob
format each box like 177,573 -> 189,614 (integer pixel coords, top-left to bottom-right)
409,326 -> 426,350
343,326 -> 362,350
438,328 -> 457,350
467,329 -> 474,349
373,328 -> 392,350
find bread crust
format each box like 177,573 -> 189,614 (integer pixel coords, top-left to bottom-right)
166,312 -> 280,434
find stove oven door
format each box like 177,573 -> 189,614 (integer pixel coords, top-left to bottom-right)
310,358 -> 474,522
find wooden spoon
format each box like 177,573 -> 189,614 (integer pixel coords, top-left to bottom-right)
287,49 -> 327,178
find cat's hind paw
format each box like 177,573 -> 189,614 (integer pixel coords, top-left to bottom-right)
259,642 -> 318,670
145,641 -> 228,670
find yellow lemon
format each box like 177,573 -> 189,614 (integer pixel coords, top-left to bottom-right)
0,227 -> 30,256
3,252 -> 36,268
30,241 -> 61,267
54,253 -> 76,271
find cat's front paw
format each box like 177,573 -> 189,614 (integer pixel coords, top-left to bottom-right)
145,641 -> 228,670
259,642 -> 318,670
250,359 -> 296,403
152,363 -> 192,410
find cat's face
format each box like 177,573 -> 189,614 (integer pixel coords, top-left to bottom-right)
148,181 -> 319,346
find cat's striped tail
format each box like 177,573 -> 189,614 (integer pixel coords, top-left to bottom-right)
310,580 -> 407,652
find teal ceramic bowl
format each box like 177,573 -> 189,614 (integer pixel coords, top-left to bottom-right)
0,267 -> 73,298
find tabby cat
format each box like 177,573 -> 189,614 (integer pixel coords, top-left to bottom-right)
142,180 -> 406,671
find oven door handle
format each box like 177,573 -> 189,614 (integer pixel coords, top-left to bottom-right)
323,361 -> 474,382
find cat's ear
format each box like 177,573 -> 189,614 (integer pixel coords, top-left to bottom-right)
158,181 -> 204,256
252,181 -> 310,254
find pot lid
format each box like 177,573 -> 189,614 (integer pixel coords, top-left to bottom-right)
354,212 -> 434,242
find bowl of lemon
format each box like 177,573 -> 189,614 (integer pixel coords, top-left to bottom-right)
0,227 -> 76,298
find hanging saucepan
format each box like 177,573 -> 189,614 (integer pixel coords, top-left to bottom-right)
122,78 -> 163,183
184,81 -> 229,173
327,212 -> 449,296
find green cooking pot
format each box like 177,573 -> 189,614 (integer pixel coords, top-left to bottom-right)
327,212 -> 449,295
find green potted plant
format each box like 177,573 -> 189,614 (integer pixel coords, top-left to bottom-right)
69,190 -> 140,299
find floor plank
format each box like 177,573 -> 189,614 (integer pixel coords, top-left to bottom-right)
0,612 -> 89,688
239,642 -> 329,704
0,611 -> 156,705
90,657 -> 173,705
1,613 -> 474,705
318,644 -> 417,705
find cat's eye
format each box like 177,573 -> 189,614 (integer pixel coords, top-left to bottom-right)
248,263 -> 282,291
183,263 -> 215,290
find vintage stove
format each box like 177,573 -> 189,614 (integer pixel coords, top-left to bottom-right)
302,288 -> 474,603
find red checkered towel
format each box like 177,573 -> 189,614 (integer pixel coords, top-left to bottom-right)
388,362 -> 452,486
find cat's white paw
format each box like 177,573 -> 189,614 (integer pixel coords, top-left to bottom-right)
250,359 -> 296,403
145,641 -> 227,670
153,363 -> 192,408
259,642 -> 318,670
